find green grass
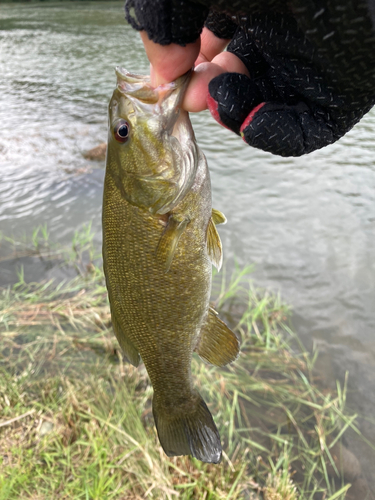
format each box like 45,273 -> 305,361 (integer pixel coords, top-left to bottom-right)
0,226 -> 370,499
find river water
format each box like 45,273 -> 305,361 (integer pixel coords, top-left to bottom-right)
1,1 -> 375,488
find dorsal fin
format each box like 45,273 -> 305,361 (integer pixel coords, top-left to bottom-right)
211,208 -> 226,225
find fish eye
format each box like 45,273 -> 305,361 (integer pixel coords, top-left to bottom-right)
114,120 -> 130,143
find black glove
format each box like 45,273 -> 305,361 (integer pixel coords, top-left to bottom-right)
125,0 -> 208,45
125,0 -> 375,157
206,11 -> 375,157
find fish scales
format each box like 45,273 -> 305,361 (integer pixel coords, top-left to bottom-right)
102,68 -> 240,463
103,172 -> 211,396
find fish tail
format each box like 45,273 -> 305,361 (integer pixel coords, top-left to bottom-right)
152,392 -> 222,464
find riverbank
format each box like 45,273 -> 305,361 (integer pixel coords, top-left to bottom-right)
0,227 -> 371,499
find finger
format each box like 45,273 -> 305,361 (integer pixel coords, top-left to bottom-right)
183,52 -> 249,112
183,62 -> 226,112
140,31 -> 200,86
207,70 -> 336,155
195,27 -> 230,66
211,51 -> 250,76
240,102 -> 335,156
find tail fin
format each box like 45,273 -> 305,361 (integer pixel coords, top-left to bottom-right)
153,393 -> 222,464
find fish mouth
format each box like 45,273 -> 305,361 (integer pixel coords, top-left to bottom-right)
115,67 -> 192,130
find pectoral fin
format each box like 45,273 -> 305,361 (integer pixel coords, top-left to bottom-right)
195,307 -> 240,367
207,217 -> 223,271
111,311 -> 140,367
156,214 -> 190,272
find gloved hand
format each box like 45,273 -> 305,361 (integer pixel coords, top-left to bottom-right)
206,14 -> 375,157
126,0 -> 375,157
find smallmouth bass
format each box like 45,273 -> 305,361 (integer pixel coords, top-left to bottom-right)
102,68 -> 240,464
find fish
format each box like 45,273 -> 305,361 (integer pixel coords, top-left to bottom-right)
102,68 -> 240,464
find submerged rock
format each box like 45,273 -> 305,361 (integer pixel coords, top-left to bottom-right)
327,442 -> 375,500
83,142 -> 107,161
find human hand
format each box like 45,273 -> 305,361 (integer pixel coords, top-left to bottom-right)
142,16 -> 373,157
203,17 -> 375,157
201,23 -> 337,156
141,26 -> 338,157
140,28 -> 249,112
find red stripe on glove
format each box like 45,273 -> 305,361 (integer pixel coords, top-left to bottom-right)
240,102 -> 266,140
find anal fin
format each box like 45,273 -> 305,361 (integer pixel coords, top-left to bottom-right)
111,310 -> 140,367
156,213 -> 190,272
195,307 -> 240,366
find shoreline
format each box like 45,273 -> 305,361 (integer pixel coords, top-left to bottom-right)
0,227 -> 372,499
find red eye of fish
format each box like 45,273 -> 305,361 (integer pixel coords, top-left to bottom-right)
114,120 -> 130,143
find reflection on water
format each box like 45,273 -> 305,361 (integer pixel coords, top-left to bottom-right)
1,0 -> 375,487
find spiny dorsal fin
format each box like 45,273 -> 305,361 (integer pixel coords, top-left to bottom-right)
195,307 -> 240,367
207,217 -> 223,271
156,213 -> 190,272
111,311 -> 140,367
211,208 -> 226,225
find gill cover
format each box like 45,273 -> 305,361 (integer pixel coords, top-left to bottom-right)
107,68 -> 199,214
